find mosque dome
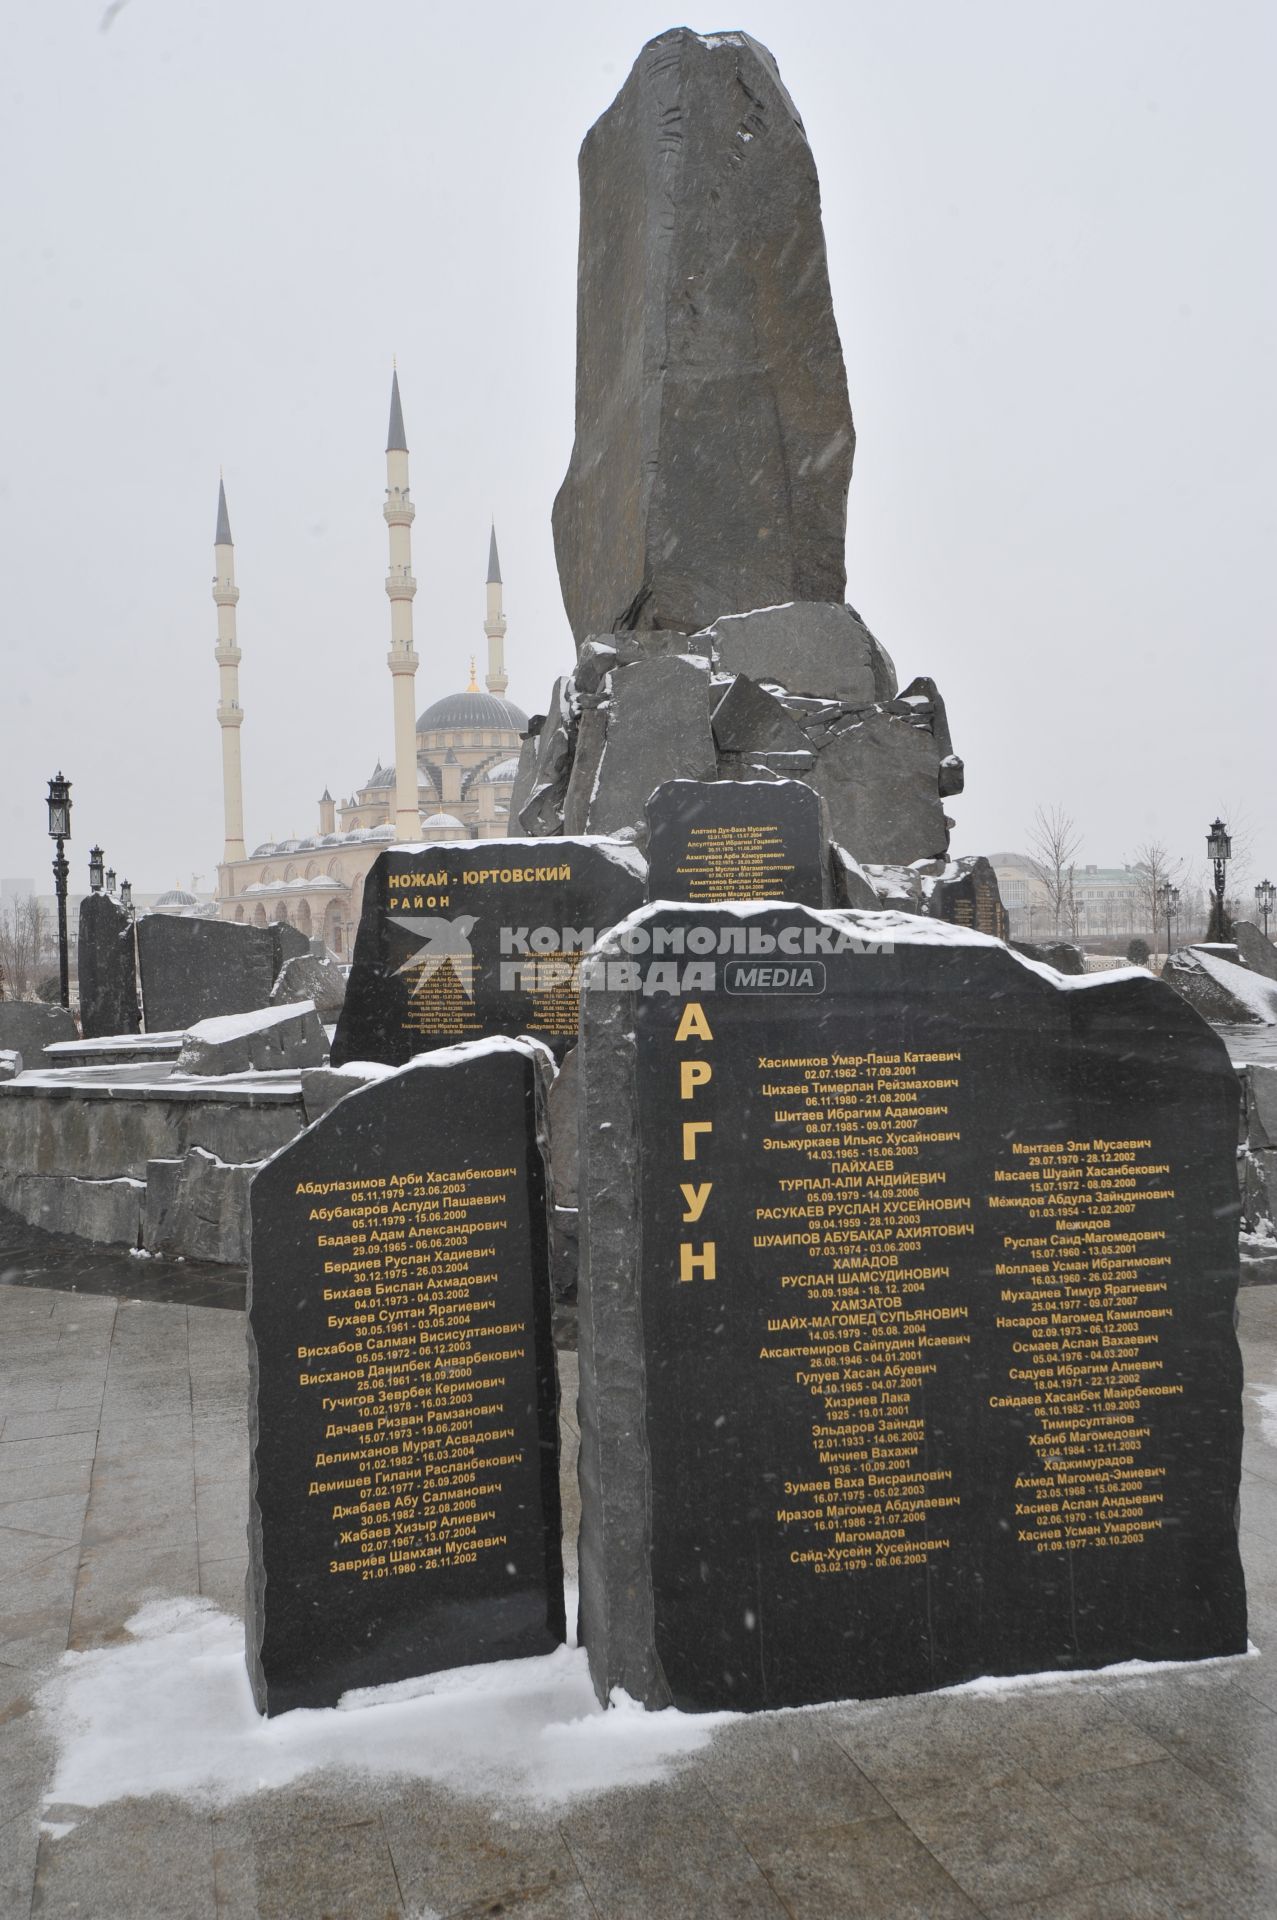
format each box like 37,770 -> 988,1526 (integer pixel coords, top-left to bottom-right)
422,811 -> 465,830
416,688 -> 527,734
155,887 -> 198,908
483,756 -> 521,783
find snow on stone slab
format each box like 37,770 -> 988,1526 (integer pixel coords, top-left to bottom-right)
36,1594 -> 1257,1821
1185,947 -> 1277,1024
388,833 -> 649,883
181,1001 -> 317,1044
35,1595 -> 727,1814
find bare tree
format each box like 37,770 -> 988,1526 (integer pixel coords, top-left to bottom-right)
1129,842 -> 1183,957
0,894 -> 51,1001
1026,805 -> 1082,937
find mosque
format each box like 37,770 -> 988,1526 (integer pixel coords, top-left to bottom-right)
212,374 -> 530,957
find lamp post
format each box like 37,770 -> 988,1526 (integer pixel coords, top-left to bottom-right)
88,846 -> 104,894
1159,882 -> 1180,959
1206,819 -> 1232,942
1257,879 -> 1275,940
119,879 -> 133,915
105,868 -> 116,898
46,773 -> 72,1009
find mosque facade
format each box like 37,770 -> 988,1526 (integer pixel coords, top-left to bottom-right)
213,377 -> 529,957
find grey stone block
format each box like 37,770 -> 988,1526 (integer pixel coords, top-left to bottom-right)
77,893 -> 141,1040
1165,949 -> 1277,1026
1241,1063 -> 1277,1149
811,711 -> 949,865
1013,939 -> 1087,976
552,30 -> 854,641
613,630 -> 714,667
0,1050 -> 21,1081
0,1081 -> 305,1183
299,1062 -> 393,1127
585,655 -> 716,837
142,1148 -> 262,1265
176,1002 -> 329,1077
704,602 -> 894,707
575,639 -> 619,695
562,704 -> 609,837
518,677 -> 574,836
509,727 -> 542,825
829,844 -> 882,911
269,953 -> 346,1020
1234,921 -> 1277,982
0,1171 -> 142,1247
711,676 -> 811,757
0,1004 -> 77,1057
546,1044 -> 580,1208
893,675 -> 963,797
136,916 -> 284,1032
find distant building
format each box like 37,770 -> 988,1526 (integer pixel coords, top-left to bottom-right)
212,376 -> 528,956
991,854 -> 1149,943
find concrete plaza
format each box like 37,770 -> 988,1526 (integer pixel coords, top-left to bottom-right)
3,1252 -> 1277,1919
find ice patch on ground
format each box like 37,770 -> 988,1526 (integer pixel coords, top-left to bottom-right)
37,1594 -> 728,1813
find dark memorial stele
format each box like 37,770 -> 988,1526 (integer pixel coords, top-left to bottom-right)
136,915 -> 308,1032
646,779 -> 826,908
77,892 -> 141,1039
576,905 -> 1246,1713
331,836 -> 646,1068
246,1037 -> 564,1714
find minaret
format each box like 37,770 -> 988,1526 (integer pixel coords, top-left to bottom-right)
484,522 -> 509,696
213,478 -> 247,865
384,370 -> 421,841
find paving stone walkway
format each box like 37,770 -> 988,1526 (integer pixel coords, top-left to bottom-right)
3,1276 -> 1277,1919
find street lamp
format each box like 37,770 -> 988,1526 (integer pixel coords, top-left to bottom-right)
1158,882 -> 1180,958
88,846 -> 105,893
45,772 -> 72,1009
105,868 -> 116,898
1206,818 -> 1231,942
1257,879 -> 1275,939
119,879 -> 133,913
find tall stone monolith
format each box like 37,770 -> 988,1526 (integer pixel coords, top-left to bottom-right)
552,29 -> 855,643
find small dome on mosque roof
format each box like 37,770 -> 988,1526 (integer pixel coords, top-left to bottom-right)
364,762 -> 396,790
156,887 -> 198,907
422,811 -> 465,829
416,688 -> 528,734
250,843 -> 276,858
483,756 -> 521,783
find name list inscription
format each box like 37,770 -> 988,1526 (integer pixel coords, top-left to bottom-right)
294,1165 -> 528,1583
989,1137 -> 1179,1553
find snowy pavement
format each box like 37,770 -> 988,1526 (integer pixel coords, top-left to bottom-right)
3,1283 -> 1277,1918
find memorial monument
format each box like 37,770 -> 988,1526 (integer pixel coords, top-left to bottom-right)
516,27 -> 966,880
576,908 -> 1247,1710
246,1038 -> 564,1714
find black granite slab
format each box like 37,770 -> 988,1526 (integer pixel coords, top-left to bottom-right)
77,894 -> 141,1039
577,905 -> 1247,1713
331,838 -> 646,1068
246,1037 -> 564,1715
136,916 -> 306,1033
645,779 -> 826,908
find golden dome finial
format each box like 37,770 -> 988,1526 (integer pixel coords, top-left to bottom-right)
467,655 -> 479,692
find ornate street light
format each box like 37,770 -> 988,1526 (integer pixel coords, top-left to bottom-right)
105,868 -> 116,897
1206,819 -> 1231,942
1258,878 -> 1276,939
119,879 -> 133,913
45,773 -> 72,1008
88,846 -> 105,893
1158,882 -> 1180,958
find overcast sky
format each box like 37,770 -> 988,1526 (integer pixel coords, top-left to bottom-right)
2,1 -> 1273,900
